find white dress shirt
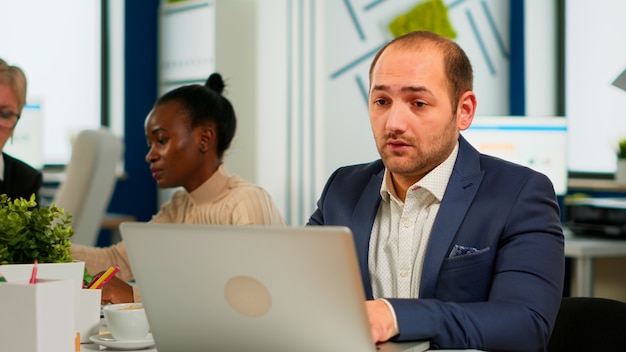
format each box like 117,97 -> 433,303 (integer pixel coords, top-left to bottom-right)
369,142 -> 459,299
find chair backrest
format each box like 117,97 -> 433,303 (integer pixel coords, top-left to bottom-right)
53,128 -> 124,246
548,297 -> 626,352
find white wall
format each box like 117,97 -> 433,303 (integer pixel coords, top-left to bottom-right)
255,0 -> 323,225
566,0 -> 626,173
216,0 -> 258,191
255,1 -> 290,218
524,0 -> 557,116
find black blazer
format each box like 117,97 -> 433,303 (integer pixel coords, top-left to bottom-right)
0,152 -> 42,204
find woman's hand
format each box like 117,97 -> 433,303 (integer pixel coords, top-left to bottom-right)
100,275 -> 134,304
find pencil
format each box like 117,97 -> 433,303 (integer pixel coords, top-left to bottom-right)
94,266 -> 120,289
29,259 -> 38,284
88,266 -> 119,289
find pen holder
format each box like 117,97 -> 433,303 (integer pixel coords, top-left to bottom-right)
78,289 -> 102,343
0,279 -> 75,352
0,261 -> 85,332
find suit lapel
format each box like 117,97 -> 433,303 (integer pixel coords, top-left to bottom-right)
419,137 -> 484,298
350,169 -> 384,299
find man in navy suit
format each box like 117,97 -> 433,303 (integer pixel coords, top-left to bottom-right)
308,31 -> 564,351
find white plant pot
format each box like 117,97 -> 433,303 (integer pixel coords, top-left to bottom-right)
0,261 -> 86,330
0,260 -> 84,287
0,279 -> 76,352
616,159 -> 626,184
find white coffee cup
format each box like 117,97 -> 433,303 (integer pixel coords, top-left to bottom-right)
103,303 -> 150,341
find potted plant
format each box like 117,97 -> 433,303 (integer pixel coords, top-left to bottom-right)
0,194 -> 85,347
0,194 -> 73,264
616,139 -> 626,184
0,193 -> 85,291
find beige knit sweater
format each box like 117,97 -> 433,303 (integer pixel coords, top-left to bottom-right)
71,164 -> 285,301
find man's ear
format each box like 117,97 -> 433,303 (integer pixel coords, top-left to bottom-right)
456,91 -> 477,131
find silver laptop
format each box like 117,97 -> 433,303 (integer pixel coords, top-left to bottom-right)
120,222 -> 429,352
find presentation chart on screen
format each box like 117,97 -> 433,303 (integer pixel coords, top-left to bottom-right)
461,116 -> 568,195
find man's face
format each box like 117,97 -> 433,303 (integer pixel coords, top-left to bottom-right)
368,44 -> 471,186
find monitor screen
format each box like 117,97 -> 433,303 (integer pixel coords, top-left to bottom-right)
461,116 -> 568,196
3,100 -> 44,170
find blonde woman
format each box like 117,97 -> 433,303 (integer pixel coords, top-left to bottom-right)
0,58 -> 41,204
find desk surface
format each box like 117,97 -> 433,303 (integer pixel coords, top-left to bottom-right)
564,229 -> 626,257
80,328 -> 481,352
81,343 -> 156,351
80,344 -> 481,352
563,227 -> 626,297
568,178 -> 626,192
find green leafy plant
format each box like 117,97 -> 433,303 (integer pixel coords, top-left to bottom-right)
618,139 -> 626,159
83,271 -> 94,288
0,194 -> 74,264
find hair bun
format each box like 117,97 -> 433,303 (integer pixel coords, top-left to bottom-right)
205,73 -> 225,95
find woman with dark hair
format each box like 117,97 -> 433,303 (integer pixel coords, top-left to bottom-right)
72,73 -> 285,303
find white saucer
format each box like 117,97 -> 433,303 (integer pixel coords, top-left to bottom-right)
89,333 -> 155,350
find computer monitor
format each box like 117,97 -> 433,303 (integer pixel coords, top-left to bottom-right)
461,116 -> 568,196
3,99 -> 44,170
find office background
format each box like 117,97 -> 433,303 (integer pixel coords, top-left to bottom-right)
1,0 -> 557,223
180,0 -> 558,225
3,0 -> 626,300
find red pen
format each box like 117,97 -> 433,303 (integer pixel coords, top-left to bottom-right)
29,259 -> 38,284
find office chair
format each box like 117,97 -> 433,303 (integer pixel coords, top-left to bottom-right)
53,128 -> 124,246
548,297 -> 626,352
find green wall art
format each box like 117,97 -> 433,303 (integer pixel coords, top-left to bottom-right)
388,0 -> 457,39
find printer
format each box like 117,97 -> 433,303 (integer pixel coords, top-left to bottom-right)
564,197 -> 626,238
